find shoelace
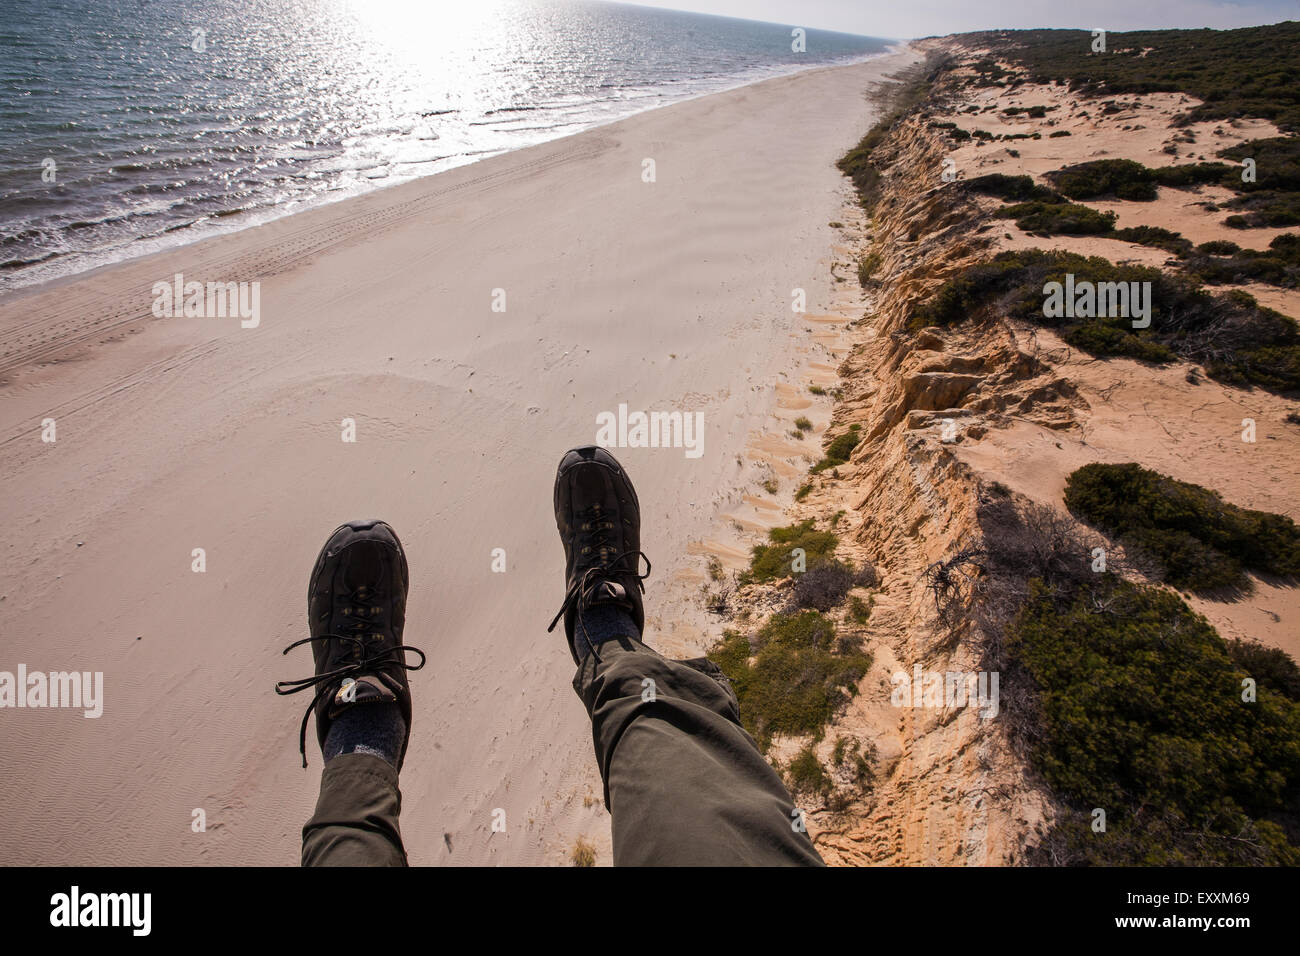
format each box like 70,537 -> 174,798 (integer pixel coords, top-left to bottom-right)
275,586 -> 425,767
547,548 -> 651,663
580,503 -> 616,563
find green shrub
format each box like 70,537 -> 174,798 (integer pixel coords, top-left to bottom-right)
1219,136 -> 1300,193
837,55 -> 950,209
911,249 -> 1300,393
1227,638 -> 1300,701
1002,104 -> 1048,118
786,744 -> 833,797
707,611 -> 871,750
1109,225 -> 1193,255
838,140 -> 884,208
1197,240 -> 1241,256
1017,138 -> 1295,229
976,494 -> 1300,865
1221,190 -> 1300,228
858,252 -> 882,286
1063,462 -> 1300,593
831,736 -> 876,793
994,200 -> 1116,234
964,173 -> 1061,202
1153,161 -> 1234,189
811,424 -> 862,474
1046,158 -> 1159,201
743,519 -> 839,584
1064,321 -> 1175,363
1182,231 -> 1300,289
706,627 -> 751,677
1010,575 -> 1300,865
968,57 -> 1012,87
823,426 -> 861,460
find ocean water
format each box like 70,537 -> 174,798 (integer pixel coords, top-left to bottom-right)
0,0 -> 890,294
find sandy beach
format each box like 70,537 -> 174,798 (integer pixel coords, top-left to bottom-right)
0,47 -> 919,865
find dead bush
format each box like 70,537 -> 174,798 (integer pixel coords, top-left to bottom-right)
791,560 -> 856,611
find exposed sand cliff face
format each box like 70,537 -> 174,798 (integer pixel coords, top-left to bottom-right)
696,46 -> 1300,865
690,107 -> 1063,866
801,116 -> 1061,866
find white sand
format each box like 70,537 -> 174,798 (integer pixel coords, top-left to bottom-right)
0,48 -> 919,865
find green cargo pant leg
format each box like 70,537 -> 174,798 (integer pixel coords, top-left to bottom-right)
301,752 -> 408,866
574,634 -> 825,866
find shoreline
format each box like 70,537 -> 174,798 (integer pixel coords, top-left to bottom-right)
0,45 -> 906,306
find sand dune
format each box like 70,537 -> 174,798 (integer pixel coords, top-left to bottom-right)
0,48 -> 918,865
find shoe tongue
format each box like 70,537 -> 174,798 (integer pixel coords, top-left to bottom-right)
588,579 -> 628,605
328,674 -> 397,719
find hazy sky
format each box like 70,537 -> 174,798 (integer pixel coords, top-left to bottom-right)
610,0 -> 1298,39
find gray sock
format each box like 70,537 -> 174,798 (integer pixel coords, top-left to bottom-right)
323,702 -> 406,768
575,604 -> 640,659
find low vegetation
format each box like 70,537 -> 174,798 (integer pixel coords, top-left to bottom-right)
1045,158 -> 1231,202
707,611 -> 871,752
966,159 -> 1300,288
1064,462 -> 1300,594
838,52 -> 953,210
1013,575 -> 1300,865
912,249 -> 1300,393
740,519 -> 839,585
858,252 -> 882,286
832,31 -> 1300,863
1182,233 -> 1300,288
1217,136 -> 1300,227
791,559 -> 856,611
570,838 -> 596,867
786,743 -> 833,798
965,172 -> 1059,203
955,23 -> 1300,132
1042,148 -> 1300,237
811,423 -> 862,474
1227,638 -> 1300,700
710,515 -> 880,789
993,200 -> 1116,235
974,491 -> 1300,865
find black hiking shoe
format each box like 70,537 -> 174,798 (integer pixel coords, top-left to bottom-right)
547,446 -> 651,665
275,520 -> 425,768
